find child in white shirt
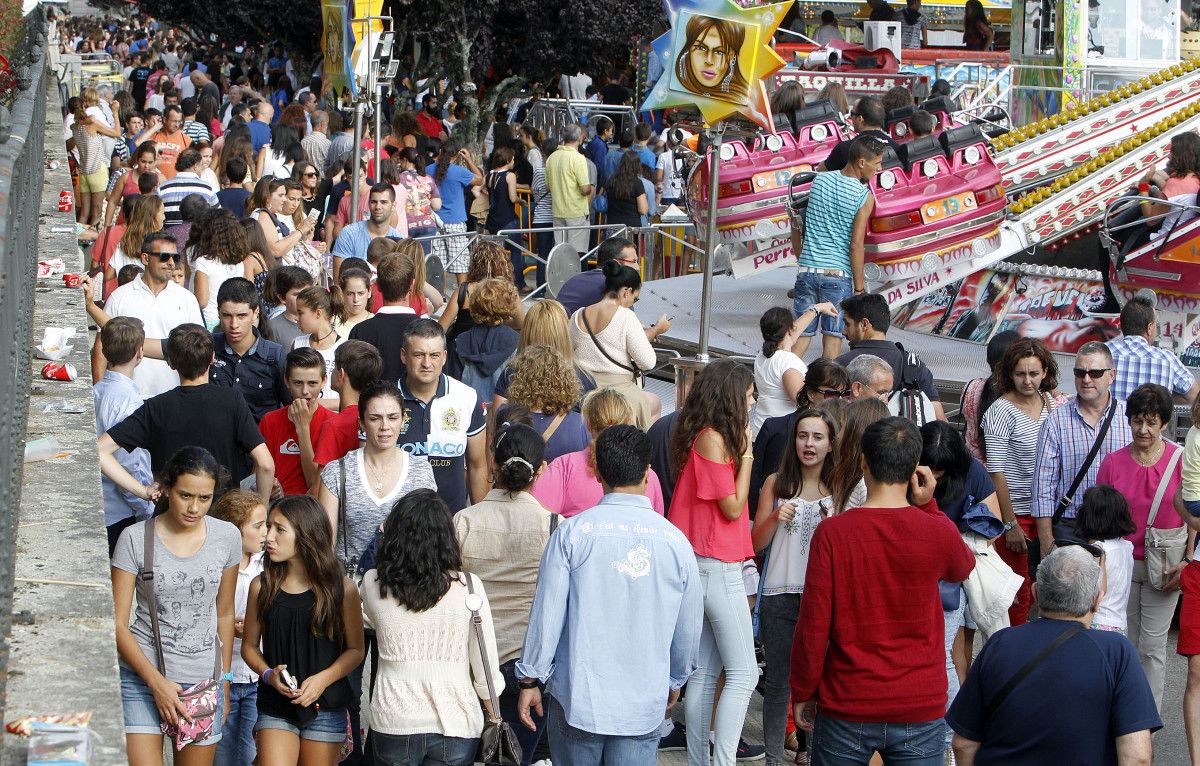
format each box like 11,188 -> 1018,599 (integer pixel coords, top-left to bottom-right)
1074,485 -> 1136,634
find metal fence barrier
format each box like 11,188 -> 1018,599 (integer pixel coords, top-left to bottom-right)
0,5 -> 49,725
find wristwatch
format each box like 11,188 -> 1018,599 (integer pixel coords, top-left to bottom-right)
517,678 -> 540,690
1001,520 -> 1018,532
221,671 -> 234,683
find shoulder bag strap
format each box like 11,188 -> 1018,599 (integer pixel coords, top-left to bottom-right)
549,512 -> 559,534
1052,400 -> 1118,525
1146,445 -> 1184,528
464,574 -> 502,720
539,412 -> 567,443
142,518 -> 168,676
580,309 -> 641,380
984,622 -> 1084,721
338,457 -> 349,566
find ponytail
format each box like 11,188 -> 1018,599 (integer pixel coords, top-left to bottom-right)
759,307 -> 792,359
297,285 -> 347,324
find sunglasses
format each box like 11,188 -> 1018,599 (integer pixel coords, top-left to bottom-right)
303,171 -> 319,178
148,251 -> 180,262
1053,538 -> 1104,558
814,387 -> 851,398
1072,367 -> 1110,379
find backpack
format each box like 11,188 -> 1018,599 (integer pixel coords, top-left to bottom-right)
887,343 -> 937,426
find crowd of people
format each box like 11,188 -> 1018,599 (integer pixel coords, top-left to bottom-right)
48,8 -> 1200,766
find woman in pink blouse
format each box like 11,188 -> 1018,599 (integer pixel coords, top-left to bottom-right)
1096,383 -> 1194,712
668,362 -> 757,766
531,388 -> 665,517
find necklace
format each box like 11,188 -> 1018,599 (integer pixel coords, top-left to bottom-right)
313,327 -> 336,346
364,452 -> 398,493
1131,440 -> 1165,467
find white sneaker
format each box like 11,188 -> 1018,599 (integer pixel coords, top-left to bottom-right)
531,760 -> 553,766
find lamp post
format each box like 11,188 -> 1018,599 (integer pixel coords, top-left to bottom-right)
349,16 -> 395,222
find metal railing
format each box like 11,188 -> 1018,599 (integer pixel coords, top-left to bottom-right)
0,5 -> 50,724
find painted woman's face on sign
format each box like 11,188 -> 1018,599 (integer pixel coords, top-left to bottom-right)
688,27 -> 733,89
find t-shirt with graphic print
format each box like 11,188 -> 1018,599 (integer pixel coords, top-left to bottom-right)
320,448 -> 438,571
111,517 -> 242,684
396,374 -> 487,513
259,403 -> 336,496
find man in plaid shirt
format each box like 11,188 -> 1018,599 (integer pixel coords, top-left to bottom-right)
1031,342 -> 1133,559
1107,296 -> 1199,404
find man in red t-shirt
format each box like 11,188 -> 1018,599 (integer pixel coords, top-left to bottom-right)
314,340 -> 383,469
259,348 -> 335,496
415,94 -> 446,140
790,416 -> 975,764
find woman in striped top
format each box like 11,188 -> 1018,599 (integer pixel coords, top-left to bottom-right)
982,338 -> 1062,626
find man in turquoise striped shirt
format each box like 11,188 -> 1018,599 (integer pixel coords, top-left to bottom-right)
792,136 -> 884,359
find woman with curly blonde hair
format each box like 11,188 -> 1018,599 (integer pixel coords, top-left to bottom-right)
505,346 -> 590,462
532,387 -> 667,517
492,299 -> 597,414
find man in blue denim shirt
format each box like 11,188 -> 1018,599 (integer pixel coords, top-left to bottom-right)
516,425 -> 703,765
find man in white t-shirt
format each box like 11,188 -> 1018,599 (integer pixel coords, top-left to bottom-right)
101,231 -> 204,399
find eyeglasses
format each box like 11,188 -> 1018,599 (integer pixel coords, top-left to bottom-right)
814,387 -> 851,398
148,251 -> 180,262
1072,367 -> 1111,379
1053,538 -> 1104,559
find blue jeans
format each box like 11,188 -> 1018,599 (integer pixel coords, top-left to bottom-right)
215,682 -> 257,765
685,557 -> 757,766
943,599 -> 964,747
369,731 -> 478,766
792,271 -> 853,337
410,225 -> 438,255
499,659 -> 545,765
546,695 -> 659,766
811,716 -> 945,765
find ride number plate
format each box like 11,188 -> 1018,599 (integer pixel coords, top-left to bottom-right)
920,192 -> 976,224
752,165 -> 812,192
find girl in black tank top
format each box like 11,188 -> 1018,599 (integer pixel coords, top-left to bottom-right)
242,496 -> 365,757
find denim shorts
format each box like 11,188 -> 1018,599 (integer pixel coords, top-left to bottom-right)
792,270 -> 853,337
119,665 -> 223,744
254,708 -> 349,743
1185,498 -> 1200,517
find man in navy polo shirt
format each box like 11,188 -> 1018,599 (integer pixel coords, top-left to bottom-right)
395,319 -> 487,512
209,278 -> 289,421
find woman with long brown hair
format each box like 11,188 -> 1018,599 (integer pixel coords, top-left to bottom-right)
242,495 -> 365,765
192,209 -> 252,330
107,194 -> 165,295
668,357 -> 758,764
828,397 -> 891,514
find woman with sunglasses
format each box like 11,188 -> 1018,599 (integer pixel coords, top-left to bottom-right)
291,162 -> 330,241
1096,383 -> 1193,712
982,338 -> 1064,626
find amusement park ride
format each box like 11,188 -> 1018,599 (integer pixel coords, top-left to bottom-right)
676,52 -> 1200,357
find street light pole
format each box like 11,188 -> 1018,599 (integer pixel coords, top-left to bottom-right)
697,124 -> 725,362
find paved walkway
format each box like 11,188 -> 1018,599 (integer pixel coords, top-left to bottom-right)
657,631 -> 1191,765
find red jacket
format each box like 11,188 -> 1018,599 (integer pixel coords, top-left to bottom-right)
789,500 -> 975,723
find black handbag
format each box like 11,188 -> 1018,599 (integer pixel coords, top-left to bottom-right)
465,575 -> 523,765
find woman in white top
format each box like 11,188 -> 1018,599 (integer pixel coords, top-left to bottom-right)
363,487 -> 503,766
750,304 -> 837,437
752,407 -> 836,765
250,176 -> 317,266
196,140 -> 220,190
567,260 -> 670,429
317,385 -> 437,576
192,210 -> 252,329
292,285 -> 345,402
256,123 -> 303,181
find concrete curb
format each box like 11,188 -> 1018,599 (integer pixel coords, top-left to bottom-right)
1,82 -> 126,765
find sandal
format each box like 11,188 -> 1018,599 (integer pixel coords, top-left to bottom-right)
794,751 -> 809,765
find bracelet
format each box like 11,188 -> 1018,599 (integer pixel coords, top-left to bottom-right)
261,668 -> 273,684
517,679 -> 540,690
739,453 -> 754,461
221,671 -> 234,683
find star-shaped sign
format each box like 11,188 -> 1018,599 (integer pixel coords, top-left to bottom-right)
641,0 -> 792,130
